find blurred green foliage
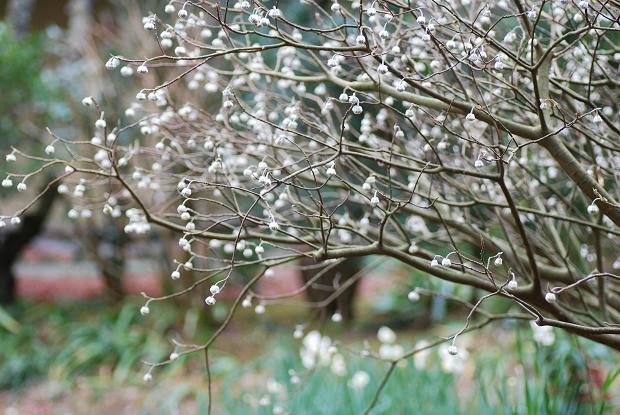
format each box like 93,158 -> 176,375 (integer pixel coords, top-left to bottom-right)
0,298 -> 618,414
220,330 -> 618,415
0,22 -> 67,179
0,300 -> 178,389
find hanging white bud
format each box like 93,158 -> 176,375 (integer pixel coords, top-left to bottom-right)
210,285 -> 221,295
105,57 -> 120,70
140,305 -> 150,315
545,292 -> 556,303
205,296 -> 217,306
370,191 -> 379,206
171,270 -> 181,280
407,289 -> 420,302
82,96 -> 95,107
268,7 -> 281,17
447,345 -> 458,355
17,182 -> 27,192
120,66 -> 133,77
2,178 -> 13,188
95,118 -> 107,129
441,257 -> 452,267
507,277 -> 518,290
144,19 -> 156,31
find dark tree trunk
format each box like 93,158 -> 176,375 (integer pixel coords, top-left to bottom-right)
0,264 -> 16,305
301,257 -> 362,322
0,182 -> 58,304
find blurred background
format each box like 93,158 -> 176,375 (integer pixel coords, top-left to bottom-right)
0,1 -> 619,414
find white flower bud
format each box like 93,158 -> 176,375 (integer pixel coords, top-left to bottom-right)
144,19 -> 156,31
95,118 -> 107,129
17,182 -> 27,192
140,305 -> 150,315
82,96 -> 95,107
507,279 -> 518,290
545,292 -> 556,303
205,296 -> 216,305
120,66 -> 133,77
105,57 -> 120,70
408,290 -> 420,302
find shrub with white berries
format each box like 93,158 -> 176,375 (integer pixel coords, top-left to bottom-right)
3,0 -> 620,396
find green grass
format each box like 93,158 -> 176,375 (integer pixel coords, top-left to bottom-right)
1,300 -> 619,414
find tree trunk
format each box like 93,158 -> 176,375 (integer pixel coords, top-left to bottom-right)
301,257 -> 362,322
0,182 -> 58,305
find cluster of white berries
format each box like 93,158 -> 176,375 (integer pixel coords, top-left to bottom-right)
123,208 -> 151,234
205,283 -> 221,306
430,253 -> 453,267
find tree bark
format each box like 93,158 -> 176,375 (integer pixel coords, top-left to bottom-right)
0,182 -> 58,304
